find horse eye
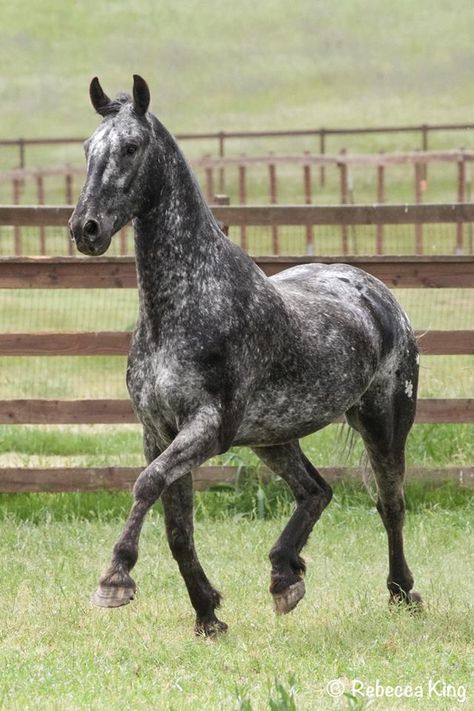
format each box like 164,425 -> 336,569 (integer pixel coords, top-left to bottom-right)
125,144 -> 138,156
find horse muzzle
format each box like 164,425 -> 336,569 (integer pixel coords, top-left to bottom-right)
68,212 -> 113,256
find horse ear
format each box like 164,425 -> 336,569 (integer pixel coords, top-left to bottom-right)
89,77 -> 112,117
132,74 -> 150,116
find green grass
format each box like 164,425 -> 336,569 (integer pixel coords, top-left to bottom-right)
1,285 -> 472,402
1,422 -> 472,473
0,503 -> 472,710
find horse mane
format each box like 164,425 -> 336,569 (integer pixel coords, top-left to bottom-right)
96,92 -> 132,117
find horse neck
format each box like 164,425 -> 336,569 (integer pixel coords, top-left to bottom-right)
133,130 -> 222,320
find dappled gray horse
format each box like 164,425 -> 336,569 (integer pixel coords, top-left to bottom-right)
69,76 -> 421,636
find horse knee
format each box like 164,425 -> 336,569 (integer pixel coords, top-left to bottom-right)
133,466 -> 164,503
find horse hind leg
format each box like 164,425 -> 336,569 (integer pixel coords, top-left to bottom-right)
346,364 -> 422,607
252,441 -> 332,615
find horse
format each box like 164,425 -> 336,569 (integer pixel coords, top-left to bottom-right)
69,75 -> 422,637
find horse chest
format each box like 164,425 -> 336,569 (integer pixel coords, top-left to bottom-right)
126,330 -> 210,432
126,335 -> 175,428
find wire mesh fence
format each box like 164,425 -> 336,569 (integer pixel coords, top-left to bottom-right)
1,222 -> 473,258
0,285 -> 472,400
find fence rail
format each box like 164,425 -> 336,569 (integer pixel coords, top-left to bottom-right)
1,330 -> 472,356
1,254 -> 472,289
2,202 -> 474,226
1,398 -> 471,425
1,466 -> 472,493
2,121 -> 474,168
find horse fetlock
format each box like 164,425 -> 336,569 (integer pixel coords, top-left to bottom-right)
387,574 -> 422,610
194,614 -> 228,638
387,569 -> 414,595
113,541 -> 138,571
389,588 -> 423,611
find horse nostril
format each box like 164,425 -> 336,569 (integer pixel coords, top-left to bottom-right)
83,219 -> 100,238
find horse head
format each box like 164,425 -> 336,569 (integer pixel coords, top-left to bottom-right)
69,75 -> 159,255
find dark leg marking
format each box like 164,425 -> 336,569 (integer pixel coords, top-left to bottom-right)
162,472 -> 228,637
252,441 -> 332,614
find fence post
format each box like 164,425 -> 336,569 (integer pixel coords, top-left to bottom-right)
319,129 -> 326,188
218,132 -> 225,193
414,160 -> 424,254
376,152 -> 385,255
303,151 -> 314,255
213,193 -> 230,237
36,174 -> 46,255
269,154 -> 279,255
18,139 -> 25,169
64,171 -> 74,255
421,124 -> 428,181
238,156 -> 247,250
64,172 -> 73,204
12,178 -> 22,256
456,149 -> 466,254
205,156 -> 214,203
338,148 -> 349,255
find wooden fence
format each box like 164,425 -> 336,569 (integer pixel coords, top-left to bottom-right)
2,120 -> 474,171
193,148 -> 474,201
0,204 -> 473,491
2,150 -> 473,257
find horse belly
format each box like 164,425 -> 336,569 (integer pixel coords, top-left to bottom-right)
234,380 -> 364,445
234,346 -> 377,446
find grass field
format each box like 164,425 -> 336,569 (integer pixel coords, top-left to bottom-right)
0,496 -> 472,710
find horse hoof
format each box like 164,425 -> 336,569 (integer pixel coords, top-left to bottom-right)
272,579 -> 306,615
92,584 -> 135,608
195,618 -> 228,638
406,591 -> 423,611
389,590 -> 423,612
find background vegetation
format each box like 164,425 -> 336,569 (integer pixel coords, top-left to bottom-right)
1,0 -> 474,162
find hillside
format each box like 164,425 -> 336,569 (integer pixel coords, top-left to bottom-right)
1,0 -> 473,148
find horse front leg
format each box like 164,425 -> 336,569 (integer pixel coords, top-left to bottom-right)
252,441 -> 333,615
92,406 -> 221,609
162,473 -> 227,637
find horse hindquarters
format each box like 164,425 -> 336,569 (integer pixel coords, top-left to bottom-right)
345,342 -> 422,605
